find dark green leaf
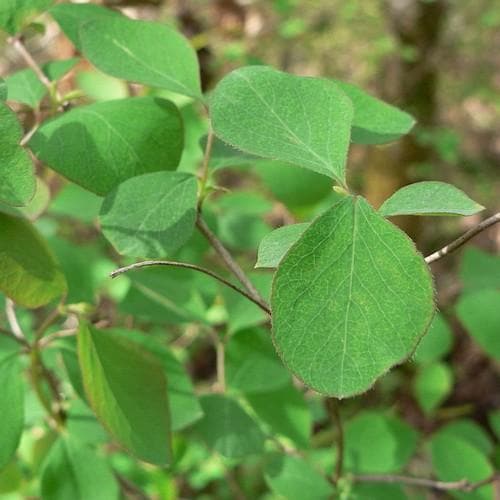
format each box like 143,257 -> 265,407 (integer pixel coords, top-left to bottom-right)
78,324 -> 171,465
0,78 -> 7,100
29,97 -> 183,196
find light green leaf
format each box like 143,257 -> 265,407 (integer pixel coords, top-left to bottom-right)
76,70 -> 128,102
6,58 -> 79,108
414,362 -> 453,414
379,182 -> 484,217
29,96 -> 183,196
271,196 -> 435,397
256,223 -> 309,268
334,80 -> 415,144
0,212 -> 67,307
210,66 -> 353,184
413,313 -> 453,364
50,3 -> 122,50
49,183 -> 102,224
430,431 -> 494,500
80,16 -> 202,100
456,289 -> 500,361
0,356 -> 24,470
264,453 -> 333,500
41,436 -> 119,500
77,324 -> 171,465
0,102 -> 35,206
0,0 -> 53,34
100,172 -> 198,258
195,394 -> 265,459
460,248 -> 500,292
246,383 -> 311,448
344,411 -> 419,473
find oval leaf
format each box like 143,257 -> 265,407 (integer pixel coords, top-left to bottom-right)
210,66 -> 353,184
271,195 -> 435,397
77,324 -> 171,465
80,16 -> 202,100
100,172 -> 198,258
29,97 -> 183,196
0,213 -> 67,308
379,181 -> 484,217
414,362 -> 453,415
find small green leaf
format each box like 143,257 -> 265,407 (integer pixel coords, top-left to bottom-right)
0,78 -> 7,100
49,183 -> 102,224
264,453 -> 333,500
41,436 -> 119,500
80,16 -> 202,100
0,0 -> 53,34
0,356 -> 24,470
210,66 -> 353,184
100,172 -> 198,258
0,212 -> 67,307
77,324 -> 171,465
334,80 -> 415,144
256,223 -> 309,268
344,411 -> 419,473
203,135 -> 260,170
6,58 -> 79,108
29,97 -> 183,196
271,196 -> 435,397
413,313 -> 453,364
379,181 -> 484,217
195,394 -> 265,459
459,248 -> 500,292
414,362 -> 453,414
456,289 -> 500,361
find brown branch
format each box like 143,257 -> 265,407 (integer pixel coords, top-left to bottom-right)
38,328 -> 77,350
327,399 -> 344,483
425,212 -> 500,264
111,259 -> 271,315
196,217 -> 270,313
353,473 -> 499,492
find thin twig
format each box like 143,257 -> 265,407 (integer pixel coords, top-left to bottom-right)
353,473 -> 499,492
5,299 -> 28,346
196,217 -> 270,313
38,328 -> 77,349
35,302 -> 64,343
110,260 -> 271,315
209,329 -> 226,392
327,399 -> 344,483
425,212 -> 500,264
198,127 -> 214,205
115,473 -> 149,500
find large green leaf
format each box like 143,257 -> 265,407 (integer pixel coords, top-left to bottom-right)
335,80 -> 415,144
0,213 -> 67,308
77,324 -> 171,465
0,356 -> 24,470
379,181 -> 484,217
210,66 -> 353,185
0,0 -> 53,34
0,102 -> 35,206
29,97 -> 183,196
100,172 -> 198,258
456,289 -> 500,361
41,436 -> 119,500
256,223 -> 309,268
80,16 -> 202,100
414,362 -> 453,415
272,195 -> 434,397
5,58 -> 79,108
195,394 -> 265,459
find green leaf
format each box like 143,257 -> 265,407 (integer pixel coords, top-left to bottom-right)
264,453 -> 333,500
379,181 -> 484,217
414,362 -> 453,414
76,70 -> 128,103
5,58 -> 79,108
100,172 -> 198,258
430,431 -> 494,500
0,212 -> 67,307
226,328 -> 290,394
77,324 -> 171,465
49,3 -> 122,50
456,289 -> 500,361
271,196 -> 435,397
488,411 -> 500,441
0,102 -> 36,206
195,394 -> 265,459
210,66 -> 353,184
41,436 -> 119,500
29,97 -> 183,196
245,383 -> 311,448
460,248 -> 500,292
344,411 -> 419,473
413,313 -> 453,364
256,223 -> 309,268
80,16 -> 202,100
49,183 -> 102,224
0,356 -> 24,470
0,78 -> 7,100
0,0 -> 53,34
334,80 -> 415,144
439,420 -> 493,456
204,135 -> 260,170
